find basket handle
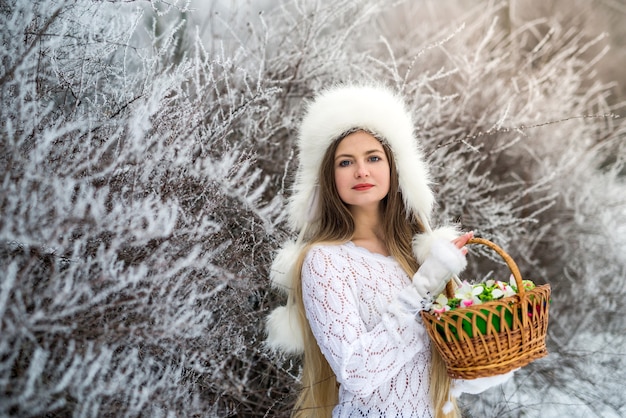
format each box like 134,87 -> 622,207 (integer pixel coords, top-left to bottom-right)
466,237 -> 525,298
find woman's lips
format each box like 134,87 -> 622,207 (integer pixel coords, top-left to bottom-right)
353,184 -> 374,191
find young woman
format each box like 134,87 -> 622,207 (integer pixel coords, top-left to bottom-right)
267,85 -> 509,417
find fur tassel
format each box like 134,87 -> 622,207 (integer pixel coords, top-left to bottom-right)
265,304 -> 305,354
269,240 -> 302,294
442,400 -> 454,415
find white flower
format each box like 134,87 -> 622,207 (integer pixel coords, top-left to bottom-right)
455,281 -> 483,307
499,279 -> 516,297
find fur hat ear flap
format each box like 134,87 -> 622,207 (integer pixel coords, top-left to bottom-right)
412,226 -> 461,264
265,303 -> 305,354
307,185 -> 321,223
270,240 -> 303,294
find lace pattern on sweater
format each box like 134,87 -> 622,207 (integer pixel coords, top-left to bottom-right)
302,242 -> 434,418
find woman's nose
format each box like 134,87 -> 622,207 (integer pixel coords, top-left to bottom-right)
355,162 -> 369,177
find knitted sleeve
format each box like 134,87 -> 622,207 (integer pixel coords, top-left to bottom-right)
301,245 -> 431,398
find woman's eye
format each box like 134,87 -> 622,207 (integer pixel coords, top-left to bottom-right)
339,160 -> 351,167
369,156 -> 381,162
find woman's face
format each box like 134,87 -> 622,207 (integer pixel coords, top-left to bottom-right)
334,131 -> 390,211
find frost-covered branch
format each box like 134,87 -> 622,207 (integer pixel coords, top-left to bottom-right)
1,0 -> 625,416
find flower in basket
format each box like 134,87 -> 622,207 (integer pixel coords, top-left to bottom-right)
456,281 -> 483,307
433,275 -> 536,312
428,277 -> 538,340
485,279 -> 516,299
431,294 -> 452,314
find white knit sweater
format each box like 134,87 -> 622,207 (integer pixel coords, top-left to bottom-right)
302,242 -> 435,418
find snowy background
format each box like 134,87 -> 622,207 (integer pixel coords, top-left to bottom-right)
1,0 -> 625,417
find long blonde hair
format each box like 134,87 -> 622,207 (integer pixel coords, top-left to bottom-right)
290,131 -> 459,418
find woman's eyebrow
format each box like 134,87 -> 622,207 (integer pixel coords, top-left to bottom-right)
334,149 -> 383,160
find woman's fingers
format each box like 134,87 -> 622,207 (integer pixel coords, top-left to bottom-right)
452,231 -> 474,250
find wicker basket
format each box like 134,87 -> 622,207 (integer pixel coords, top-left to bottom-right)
420,238 -> 551,379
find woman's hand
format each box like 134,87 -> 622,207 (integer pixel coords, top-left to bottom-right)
411,238 -> 468,299
452,231 -> 474,256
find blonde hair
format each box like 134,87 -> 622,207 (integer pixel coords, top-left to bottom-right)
289,131 -> 459,418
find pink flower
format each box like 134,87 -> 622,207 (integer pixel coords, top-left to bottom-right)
432,294 -> 451,314
461,299 -> 475,307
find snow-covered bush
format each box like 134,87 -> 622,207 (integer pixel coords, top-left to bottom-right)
1,0 -> 624,416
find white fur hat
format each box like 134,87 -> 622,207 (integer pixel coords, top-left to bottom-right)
289,84 -> 434,231
266,84 -> 458,354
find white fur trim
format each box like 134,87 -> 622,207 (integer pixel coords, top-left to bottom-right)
265,304 -> 305,354
451,369 -> 517,396
269,240 -> 302,294
289,84 -> 434,231
412,226 -> 460,264
429,239 -> 467,277
306,185 -> 321,223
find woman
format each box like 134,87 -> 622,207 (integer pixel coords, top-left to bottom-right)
266,85 -> 508,417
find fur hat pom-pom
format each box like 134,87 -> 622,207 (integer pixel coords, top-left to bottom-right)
412,225 -> 461,264
270,240 -> 302,293
265,304 -> 305,354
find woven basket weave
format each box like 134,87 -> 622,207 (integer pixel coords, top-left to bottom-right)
420,238 -> 551,379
